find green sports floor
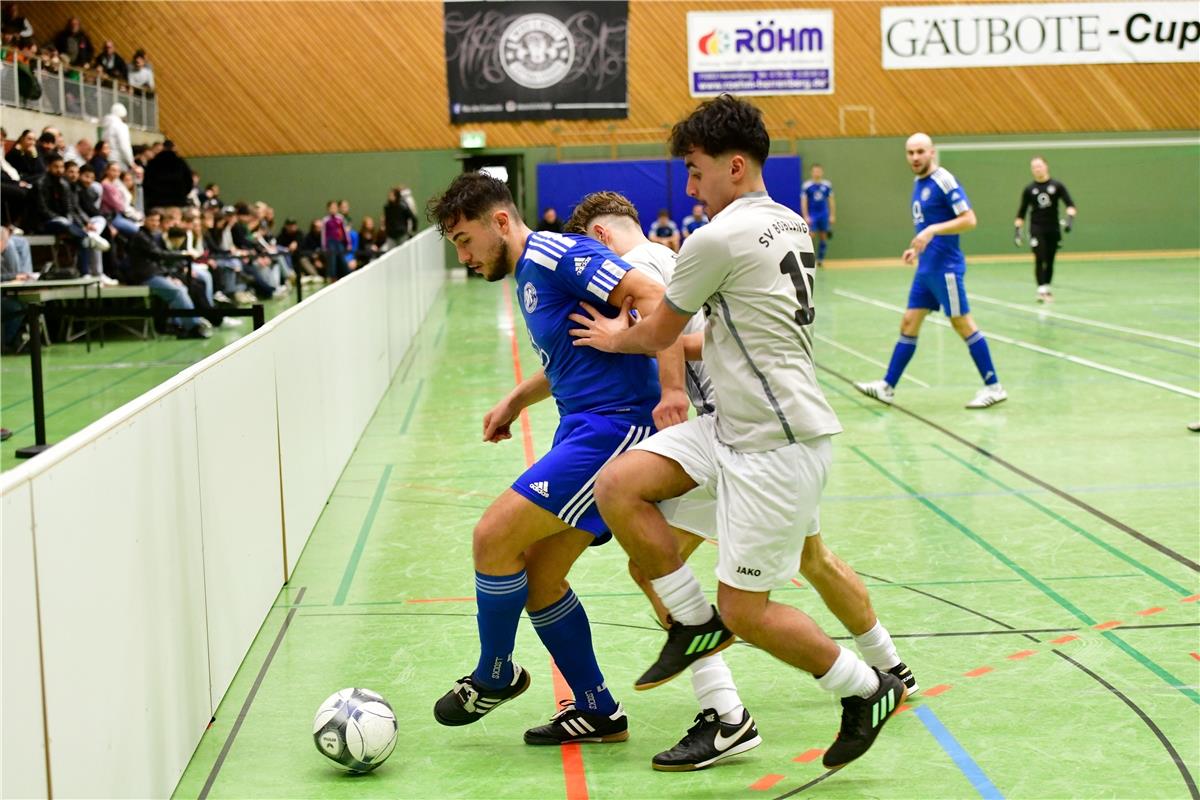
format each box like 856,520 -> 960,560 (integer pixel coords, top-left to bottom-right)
7,254 -> 1200,799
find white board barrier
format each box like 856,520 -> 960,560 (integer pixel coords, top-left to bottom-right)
0,229 -> 444,798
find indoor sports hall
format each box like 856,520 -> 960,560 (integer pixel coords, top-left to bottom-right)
1,3 -> 1197,800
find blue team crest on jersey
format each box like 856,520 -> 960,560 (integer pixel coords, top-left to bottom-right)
523,282 -> 538,313
921,187 -> 931,201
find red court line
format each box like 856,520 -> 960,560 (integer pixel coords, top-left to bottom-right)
1007,650 -> 1037,660
790,578 -> 806,589
896,703 -> 912,714
1182,594 -> 1200,603
1136,607 -> 1165,616
504,278 -> 588,800
750,774 -> 787,791
922,684 -> 952,697
793,748 -> 824,763
964,666 -> 993,677
405,597 -> 475,604
1190,652 -> 1200,662
1050,634 -> 1080,644
1093,620 -> 1123,630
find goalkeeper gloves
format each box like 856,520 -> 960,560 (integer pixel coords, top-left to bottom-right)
1062,216 -> 1073,233
1013,226 -> 1023,248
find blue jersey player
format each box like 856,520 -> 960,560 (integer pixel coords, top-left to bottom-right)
427,172 -> 690,746
855,133 -> 1006,409
801,164 -> 835,266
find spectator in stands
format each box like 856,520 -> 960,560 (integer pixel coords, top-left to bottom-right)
92,39 -> 126,83
132,144 -> 151,169
144,140 -> 192,209
203,182 -> 221,208
5,129 -> 42,181
231,202 -> 286,298
383,186 -> 417,249
297,219 -> 326,278
1,225 -> 33,353
30,154 -> 109,271
65,137 -> 91,167
100,163 -> 141,236
356,216 -> 380,265
648,208 -> 680,251
101,103 -> 134,170
186,172 -> 202,207
129,208 -> 212,338
338,198 -> 352,226
537,207 -> 564,233
54,16 -> 93,67
681,202 -> 708,240
36,131 -> 58,168
128,165 -> 145,213
127,49 -> 154,92
252,201 -> 295,284
1,4 -> 33,39
150,141 -> 164,159
89,139 -> 111,177
2,127 -> 32,226
64,161 -> 115,284
321,200 -> 351,280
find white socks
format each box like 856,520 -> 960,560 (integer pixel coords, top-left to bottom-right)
649,566 -> 713,626
853,621 -> 901,672
816,646 -> 880,699
691,655 -> 744,723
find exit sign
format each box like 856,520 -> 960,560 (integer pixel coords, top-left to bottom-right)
460,131 -> 486,149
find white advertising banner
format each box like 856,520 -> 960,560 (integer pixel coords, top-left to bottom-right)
688,10 -> 834,96
881,2 -> 1200,70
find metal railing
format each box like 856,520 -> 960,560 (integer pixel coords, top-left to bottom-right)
0,59 -> 157,131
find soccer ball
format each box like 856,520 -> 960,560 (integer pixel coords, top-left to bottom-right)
312,688 -> 398,773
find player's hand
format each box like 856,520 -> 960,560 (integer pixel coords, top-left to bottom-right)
909,228 -> 933,255
653,387 -> 689,431
1063,216 -> 1073,233
1013,225 -> 1023,248
826,227 -> 834,240
902,247 -> 918,265
482,400 -> 518,443
569,297 -> 633,352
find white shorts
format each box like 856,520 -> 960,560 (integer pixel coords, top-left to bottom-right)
640,414 -> 831,592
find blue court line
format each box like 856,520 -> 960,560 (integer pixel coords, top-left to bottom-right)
914,706 -> 1004,799
332,465 -> 393,606
399,379 -> 425,434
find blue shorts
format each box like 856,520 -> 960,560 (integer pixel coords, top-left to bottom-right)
511,412 -> 655,543
808,213 -> 830,233
908,270 -> 970,317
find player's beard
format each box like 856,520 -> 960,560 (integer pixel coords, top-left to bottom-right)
481,237 -> 509,282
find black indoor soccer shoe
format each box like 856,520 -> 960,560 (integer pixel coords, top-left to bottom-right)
822,668 -> 906,769
433,664 -> 530,727
634,606 -> 736,690
523,700 -> 629,745
888,661 -> 920,697
652,708 -> 762,772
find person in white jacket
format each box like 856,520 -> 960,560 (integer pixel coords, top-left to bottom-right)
101,102 -> 134,171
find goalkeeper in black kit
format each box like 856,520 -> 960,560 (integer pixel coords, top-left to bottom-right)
1014,155 -> 1076,303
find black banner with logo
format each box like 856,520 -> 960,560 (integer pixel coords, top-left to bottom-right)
444,0 -> 628,123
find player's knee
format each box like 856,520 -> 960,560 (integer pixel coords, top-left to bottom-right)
716,583 -> 764,641
594,458 -> 631,512
471,515 -> 508,565
799,539 -> 834,581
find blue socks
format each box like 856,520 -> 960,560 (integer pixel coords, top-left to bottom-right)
883,335 -> 918,387
817,237 -> 828,262
472,570 -> 528,689
530,589 -> 617,715
965,331 -> 999,385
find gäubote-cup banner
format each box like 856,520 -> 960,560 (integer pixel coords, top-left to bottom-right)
443,0 -> 628,123
687,10 -> 835,96
881,2 -> 1200,69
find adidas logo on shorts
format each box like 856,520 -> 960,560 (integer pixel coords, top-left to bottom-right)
529,480 -> 551,498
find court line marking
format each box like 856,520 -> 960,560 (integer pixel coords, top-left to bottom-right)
853,445 -> 1200,705
502,278 -> 588,800
824,249 -> 1200,271
815,333 -> 931,387
833,289 -> 1200,399
0,339 -> 162,411
914,706 -> 1005,799
932,444 -> 1192,597
199,586 -> 306,800
398,379 -> 425,434
332,466 -> 393,605
938,137 -> 1200,151
968,293 -> 1200,349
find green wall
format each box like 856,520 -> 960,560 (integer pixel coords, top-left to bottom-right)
191,131 -> 1199,263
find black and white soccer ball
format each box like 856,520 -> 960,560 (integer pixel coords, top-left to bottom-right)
312,688 -> 398,773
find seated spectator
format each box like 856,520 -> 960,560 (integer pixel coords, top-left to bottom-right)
101,103 -> 134,170
252,201 -> 294,285
186,171 -> 202,207
297,219 -> 326,278
89,139 -> 111,178
99,163 -> 141,237
1,4 -> 34,39
132,144 -> 151,169
128,208 -> 211,338
144,140 -> 192,209
54,16 -> 94,66
202,182 -> 220,208
648,208 -> 681,252
92,39 -> 126,83
36,131 -> 58,168
356,216 -> 380,265
1,127 -> 32,227
382,186 -> 417,249
5,128 -> 43,181
537,207 -> 564,233
65,161 -> 115,284
231,202 -> 287,298
681,203 -> 709,240
127,49 -> 154,92
1,225 -> 34,352
65,137 -> 92,167
126,165 -> 145,213
30,154 -> 109,272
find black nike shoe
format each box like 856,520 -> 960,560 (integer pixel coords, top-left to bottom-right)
652,708 -> 762,772
523,700 -> 629,745
822,668 -> 906,769
635,606 -> 736,690
888,662 -> 920,697
433,664 -> 530,727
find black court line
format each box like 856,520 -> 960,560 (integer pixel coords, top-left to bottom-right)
818,365 -> 1199,572
199,586 -> 306,800
773,768 -> 838,799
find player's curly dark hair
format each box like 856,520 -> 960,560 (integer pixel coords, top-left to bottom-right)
669,94 -> 770,165
563,191 -> 640,234
426,171 -> 517,235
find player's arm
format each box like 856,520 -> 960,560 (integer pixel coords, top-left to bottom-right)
1060,182 -> 1077,231
800,193 -> 809,221
483,370 -> 551,443
828,192 -> 836,225
910,207 -> 976,259
681,331 -> 703,361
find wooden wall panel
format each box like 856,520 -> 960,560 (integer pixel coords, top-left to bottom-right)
24,1 -> 1200,157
